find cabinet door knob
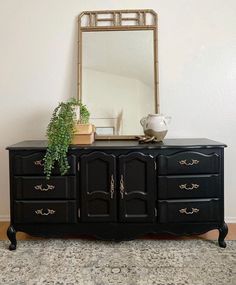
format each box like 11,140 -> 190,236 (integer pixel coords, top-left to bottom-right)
178,159 -> 199,166
34,160 -> 44,167
179,183 -> 199,190
34,184 -> 55,192
35,208 -> 56,216
179,208 -> 199,215
110,175 -> 115,199
120,175 -> 125,199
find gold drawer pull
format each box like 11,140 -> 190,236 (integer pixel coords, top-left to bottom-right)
34,184 -> 55,192
179,183 -> 199,190
120,175 -> 125,199
178,159 -> 199,166
35,209 -> 56,216
110,174 -> 115,199
179,208 -> 199,215
34,160 -> 44,167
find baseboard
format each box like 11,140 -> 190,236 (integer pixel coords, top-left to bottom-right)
0,215 -> 236,223
0,215 -> 10,222
225,217 -> 236,223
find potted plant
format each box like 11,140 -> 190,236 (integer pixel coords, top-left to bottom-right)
73,100 -> 92,136
43,98 -> 90,179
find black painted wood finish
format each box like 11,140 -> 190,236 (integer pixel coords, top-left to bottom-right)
6,139 -> 228,250
14,176 -> 76,199
158,174 -> 220,199
14,153 -> 76,175
119,152 -> 156,222
80,152 -> 116,222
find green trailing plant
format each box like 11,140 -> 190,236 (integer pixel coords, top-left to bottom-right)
78,102 -> 90,124
43,98 -> 90,179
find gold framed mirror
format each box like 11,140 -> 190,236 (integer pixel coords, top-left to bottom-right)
78,10 -> 159,139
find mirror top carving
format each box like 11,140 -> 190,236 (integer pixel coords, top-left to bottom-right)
78,9 -> 157,31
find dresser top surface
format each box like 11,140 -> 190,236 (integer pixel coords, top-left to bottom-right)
6,138 -> 227,150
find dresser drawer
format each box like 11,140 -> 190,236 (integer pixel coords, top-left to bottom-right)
158,151 -> 219,175
14,176 -> 76,199
13,153 -> 76,175
158,175 -> 220,199
158,199 -> 220,223
14,201 -> 77,223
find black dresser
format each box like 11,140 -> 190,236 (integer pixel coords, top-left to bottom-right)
6,138 -> 228,250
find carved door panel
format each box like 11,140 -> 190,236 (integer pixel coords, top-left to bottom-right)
80,152 -> 116,222
118,152 -> 156,222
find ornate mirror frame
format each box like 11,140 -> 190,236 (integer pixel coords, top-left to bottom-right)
78,9 -> 159,139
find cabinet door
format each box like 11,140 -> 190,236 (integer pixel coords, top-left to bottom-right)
119,152 -> 156,222
80,152 -> 116,222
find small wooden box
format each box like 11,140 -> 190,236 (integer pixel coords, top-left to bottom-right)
71,133 -> 94,145
74,124 -> 93,135
71,124 -> 95,145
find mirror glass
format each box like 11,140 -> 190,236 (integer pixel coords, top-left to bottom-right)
82,30 -> 155,136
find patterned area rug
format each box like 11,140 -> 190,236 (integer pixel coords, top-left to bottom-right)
0,239 -> 235,285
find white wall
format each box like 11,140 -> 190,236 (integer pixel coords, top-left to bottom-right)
0,0 -> 235,221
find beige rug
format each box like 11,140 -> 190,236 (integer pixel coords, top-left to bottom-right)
0,239 -> 235,285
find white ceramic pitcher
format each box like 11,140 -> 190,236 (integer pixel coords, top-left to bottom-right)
140,114 -> 171,141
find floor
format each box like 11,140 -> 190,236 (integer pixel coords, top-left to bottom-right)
0,222 -> 235,241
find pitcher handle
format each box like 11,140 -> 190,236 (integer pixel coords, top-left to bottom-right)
140,117 -> 147,127
164,116 -> 171,125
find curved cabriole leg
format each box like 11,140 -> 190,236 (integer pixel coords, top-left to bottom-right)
7,225 -> 17,250
218,222 -> 228,248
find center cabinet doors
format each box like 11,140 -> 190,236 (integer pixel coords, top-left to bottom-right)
80,152 -> 156,222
